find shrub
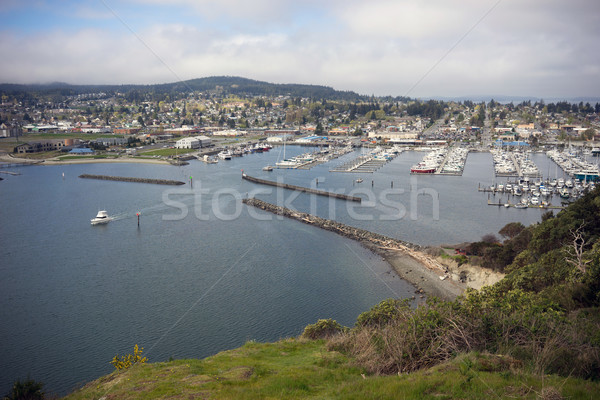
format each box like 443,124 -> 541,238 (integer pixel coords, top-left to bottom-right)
110,344 -> 147,370
356,299 -> 408,327
3,377 -> 44,400
302,319 -> 346,339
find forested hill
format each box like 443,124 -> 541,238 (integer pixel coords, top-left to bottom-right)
0,76 -> 381,101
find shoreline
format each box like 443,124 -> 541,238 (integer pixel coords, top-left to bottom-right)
0,154 -> 171,166
242,197 -> 468,301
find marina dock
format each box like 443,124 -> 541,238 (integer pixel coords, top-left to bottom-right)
436,147 -> 469,175
242,173 -> 362,202
330,147 -> 399,173
486,200 -> 564,209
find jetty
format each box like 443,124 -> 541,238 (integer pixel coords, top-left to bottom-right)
78,174 -> 186,185
243,198 -> 421,251
242,173 -> 362,202
242,198 -> 457,297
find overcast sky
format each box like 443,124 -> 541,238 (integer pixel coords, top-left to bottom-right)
1,0 -> 599,99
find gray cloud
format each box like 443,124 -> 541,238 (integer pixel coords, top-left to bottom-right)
1,0 -> 599,98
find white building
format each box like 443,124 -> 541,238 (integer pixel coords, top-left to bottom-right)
176,137 -> 200,149
195,135 -> 211,147
175,135 -> 211,149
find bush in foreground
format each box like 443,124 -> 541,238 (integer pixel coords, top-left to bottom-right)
3,377 -> 45,400
302,319 -> 346,339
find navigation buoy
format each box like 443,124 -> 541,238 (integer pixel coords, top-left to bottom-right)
136,212 -> 140,227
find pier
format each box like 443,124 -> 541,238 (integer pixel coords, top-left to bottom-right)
330,148 -> 398,173
486,200 -> 563,209
242,173 -> 362,202
78,174 -> 186,185
243,197 -> 420,251
509,153 -> 522,177
436,147 -> 469,175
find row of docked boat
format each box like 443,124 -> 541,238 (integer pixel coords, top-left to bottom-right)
410,148 -> 447,174
488,176 -> 596,201
546,149 -> 600,182
351,146 -> 399,173
330,146 -> 401,173
491,148 -> 516,175
213,142 -> 273,161
513,152 -> 540,176
275,151 -> 317,168
491,149 -> 540,177
440,147 -> 469,174
273,145 -> 354,170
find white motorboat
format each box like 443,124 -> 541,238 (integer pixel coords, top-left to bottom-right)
91,210 -> 112,225
275,159 -> 300,168
218,150 -> 232,160
262,165 -> 274,171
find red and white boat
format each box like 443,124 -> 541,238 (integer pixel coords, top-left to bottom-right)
410,163 -> 436,174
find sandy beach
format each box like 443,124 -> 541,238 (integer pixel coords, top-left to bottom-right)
363,243 -> 466,301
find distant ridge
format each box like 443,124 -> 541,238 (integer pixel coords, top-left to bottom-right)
424,94 -> 600,104
0,76 -> 371,101
2,77 -> 595,103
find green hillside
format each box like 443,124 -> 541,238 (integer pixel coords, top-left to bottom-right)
0,76 -> 368,101
62,340 -> 598,400
56,186 -> 600,399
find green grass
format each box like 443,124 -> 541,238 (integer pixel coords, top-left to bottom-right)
62,339 -> 599,400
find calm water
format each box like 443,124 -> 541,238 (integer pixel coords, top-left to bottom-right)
0,147 -> 562,395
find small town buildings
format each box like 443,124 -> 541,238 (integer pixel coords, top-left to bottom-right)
113,127 -> 142,135
94,137 -> 128,146
175,135 -> 211,149
69,148 -> 94,155
22,124 -> 59,132
14,140 -> 66,153
0,123 -> 20,137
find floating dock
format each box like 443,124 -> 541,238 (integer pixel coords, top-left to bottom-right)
330,148 -> 398,173
486,200 -> 564,209
79,174 -> 186,185
436,147 -> 470,175
242,173 -> 361,202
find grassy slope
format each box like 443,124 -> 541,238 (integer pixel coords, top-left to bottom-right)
64,339 -> 598,400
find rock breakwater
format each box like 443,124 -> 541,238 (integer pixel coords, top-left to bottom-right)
242,174 -> 362,202
243,197 -> 465,300
79,174 -> 186,185
243,197 -> 444,272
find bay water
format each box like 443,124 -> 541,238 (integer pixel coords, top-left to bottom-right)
0,147 -> 564,395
